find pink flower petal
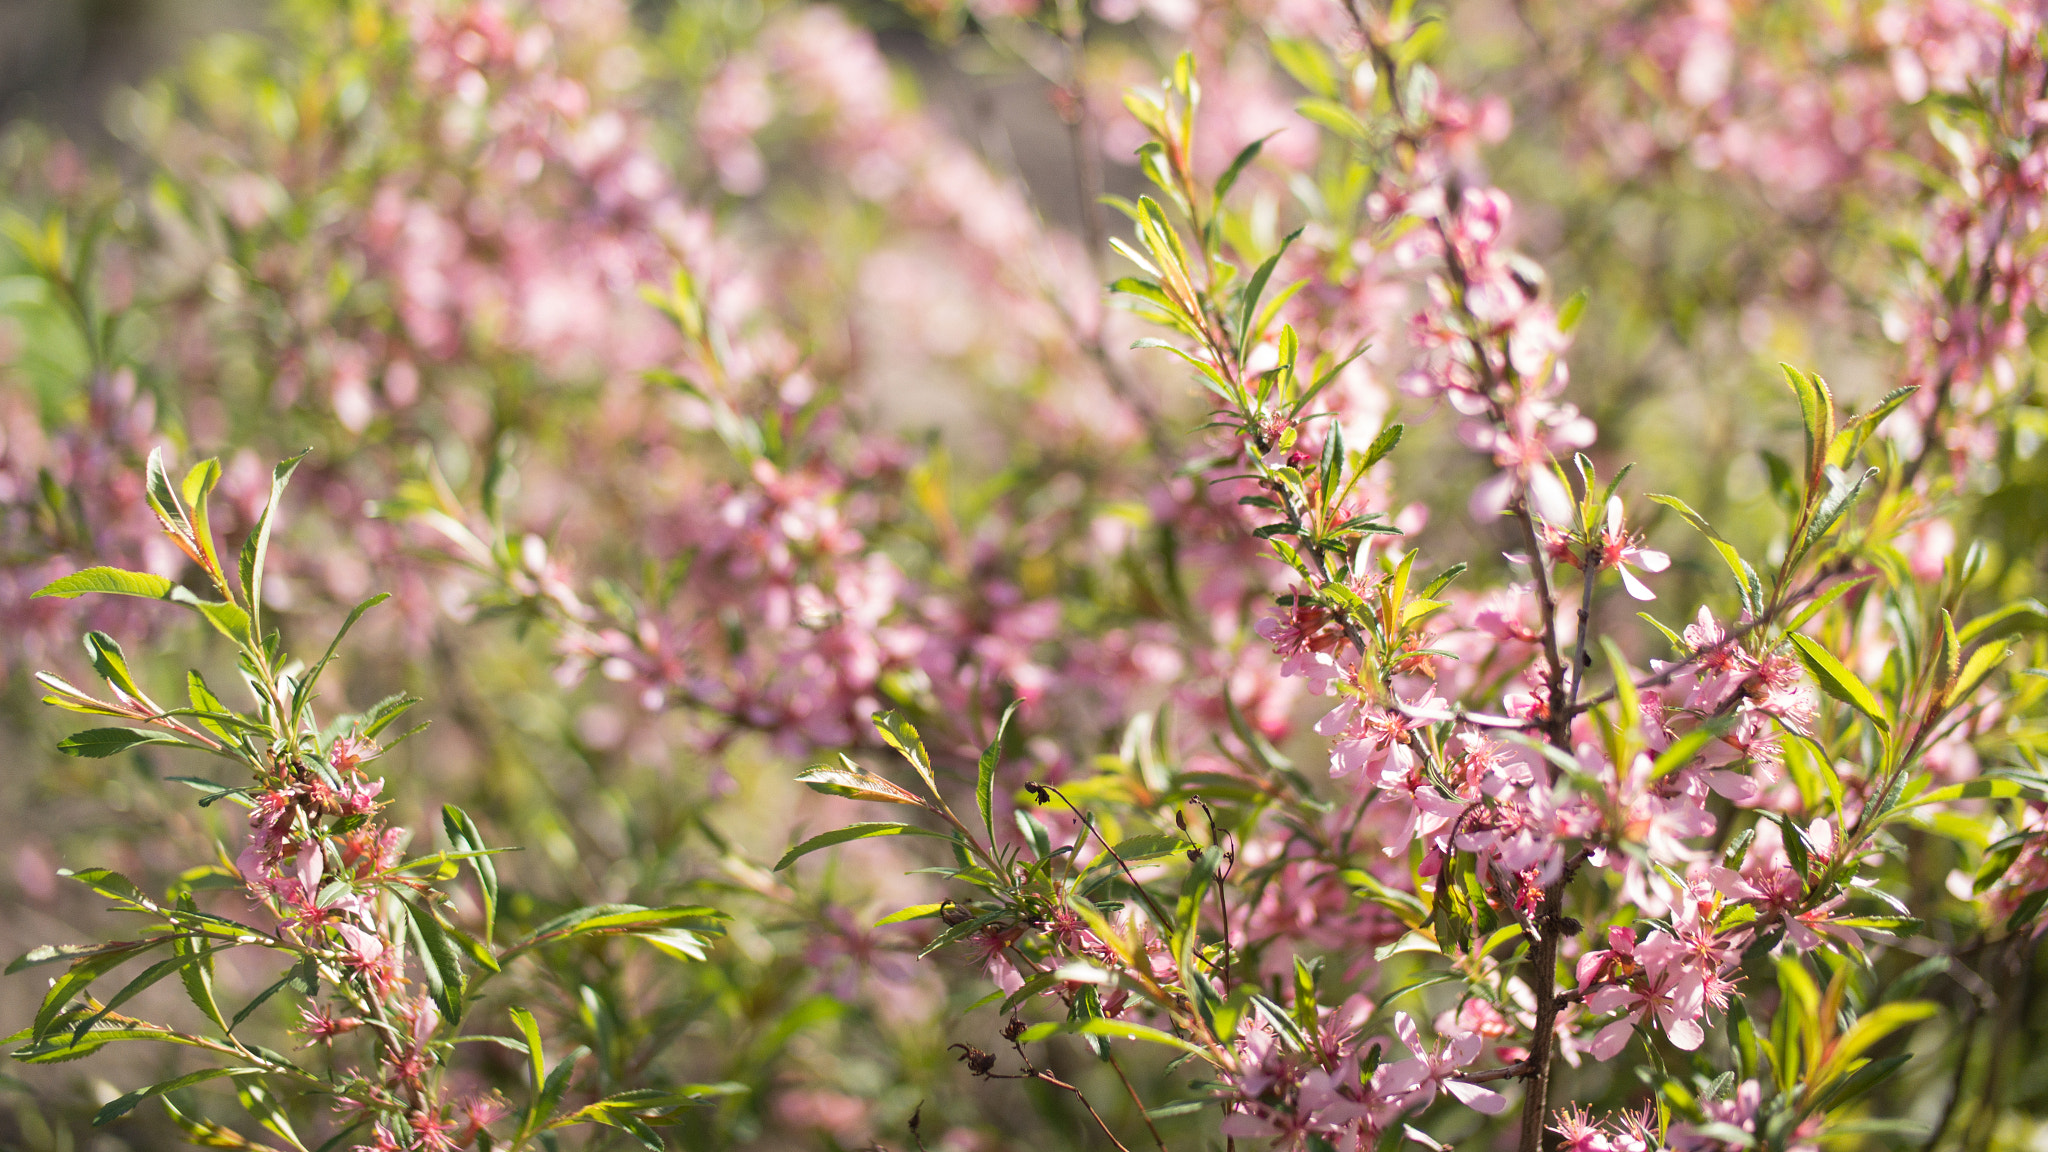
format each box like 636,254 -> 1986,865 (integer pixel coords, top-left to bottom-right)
1589,1017 -> 1636,1061
1446,1080 -> 1509,1114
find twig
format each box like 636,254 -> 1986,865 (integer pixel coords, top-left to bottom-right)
1108,1051 -> 1172,1151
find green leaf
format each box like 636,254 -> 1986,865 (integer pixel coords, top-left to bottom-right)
510,1006 -> 547,1109
1780,363 -> 1835,491
357,693 -> 418,740
182,458 -> 228,593
1295,97 -> 1368,139
33,939 -> 169,1043
1784,575 -> 1877,635
67,945 -> 225,1048
774,822 -> 950,871
57,728 -> 183,758
872,712 -> 937,798
9,1019 -> 214,1065
175,931 -> 229,1036
1269,37 -> 1336,96
232,1074 -> 304,1151
31,567 -> 176,601
1813,1053 -> 1912,1115
1959,599 -> 2048,644
293,593 -> 391,725
874,903 -> 945,926
96,1067 -> 263,1126
795,754 -> 922,806
1830,386 -> 1918,466
161,1095 -> 275,1149
1290,342 -> 1367,417
1362,423 -> 1404,469
977,700 -> 1020,846
1650,721 -> 1729,779
1016,1017 -> 1206,1058
1093,833 -> 1192,867
505,905 -> 729,958
1814,1002 -> 1934,1087
171,587 -> 253,647
82,630 -> 144,699
144,447 -> 194,543
1638,611 -> 1686,652
406,899 -> 468,1026
1787,633 -> 1891,734
238,450 -> 309,639
1799,466 -> 1878,552
1947,643 -> 2011,708
1214,131 -> 1277,201
1234,228 -> 1304,363
561,1084 -> 748,1123
187,672 -> 235,745
8,941 -> 153,974
533,1048 -> 587,1136
228,956 -> 316,1031
1557,288 -> 1588,333
1647,493 -> 1753,599
442,805 -> 498,944
1901,777 -> 2048,811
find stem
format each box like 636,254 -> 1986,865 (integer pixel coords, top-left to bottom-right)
1568,555 -> 1598,709
1107,1052 -> 1171,1152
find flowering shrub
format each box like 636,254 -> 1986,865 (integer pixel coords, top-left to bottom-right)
14,449 -> 736,1149
7,0 -> 2048,1150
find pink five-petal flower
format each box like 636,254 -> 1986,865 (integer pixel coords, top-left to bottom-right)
1602,498 -> 1670,600
1584,933 -> 1707,1059
1376,1012 -> 1507,1115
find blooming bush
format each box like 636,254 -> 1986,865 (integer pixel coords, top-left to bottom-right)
7,1 -> 2048,1150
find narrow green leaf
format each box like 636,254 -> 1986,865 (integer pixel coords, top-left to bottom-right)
1234,227 -> 1304,362
773,822 -> 949,871
58,728 -> 183,758
533,1047 -> 587,1134
1361,423 -> 1404,469
871,711 -> 939,797
505,905 -> 729,957
1946,643 -> 2011,708
168,587 -> 252,647
977,700 -> 1021,846
405,899 -> 467,1026
1215,132 -> 1277,201
144,447 -> 193,542
33,940 -> 168,1042
1784,575 -> 1877,635
1903,777 -> 2047,810
68,946 -> 224,1047
874,903 -> 945,926
293,593 -> 391,725
442,805 -> 498,945
96,1067 -> 261,1127
228,957 -> 316,1031
182,458 -> 227,593
238,450 -> 309,639
186,672 -> 235,745
1647,493 -> 1752,596
82,630 -> 144,699
510,1006 -> 546,1105
1786,633 -> 1891,734
794,754 -> 922,806
1016,1017 -> 1206,1058
32,567 -> 176,601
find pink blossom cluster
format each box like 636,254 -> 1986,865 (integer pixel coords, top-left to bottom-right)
1223,1006 -> 1510,1148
